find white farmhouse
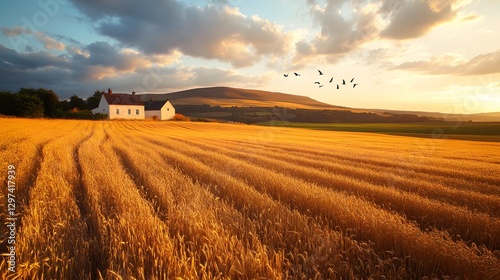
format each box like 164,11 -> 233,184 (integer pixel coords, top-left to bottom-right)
92,89 -> 175,120
144,99 -> 175,120
92,89 -> 144,119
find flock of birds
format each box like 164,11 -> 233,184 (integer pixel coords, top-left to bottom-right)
284,70 -> 358,89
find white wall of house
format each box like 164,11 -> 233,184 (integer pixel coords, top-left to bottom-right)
162,101 -> 175,120
145,110 -> 161,119
108,105 -> 144,120
145,101 -> 175,120
91,96 -> 109,115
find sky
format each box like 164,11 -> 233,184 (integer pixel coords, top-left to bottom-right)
1,0 -> 499,114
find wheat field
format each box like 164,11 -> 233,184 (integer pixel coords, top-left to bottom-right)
1,118 -> 499,279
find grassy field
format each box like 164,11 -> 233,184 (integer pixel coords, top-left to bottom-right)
258,121 -> 500,141
1,118 -> 500,279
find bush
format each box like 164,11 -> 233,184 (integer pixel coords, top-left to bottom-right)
62,110 -> 108,120
172,114 -> 190,121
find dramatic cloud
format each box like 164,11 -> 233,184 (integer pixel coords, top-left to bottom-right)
69,41 -> 181,81
0,42 -> 263,98
67,0 -> 293,67
296,1 -> 377,56
293,1 -> 385,64
0,44 -> 69,71
293,0 -> 473,65
0,41 -> 159,94
0,44 -> 72,90
393,49 -> 500,75
381,0 -> 466,39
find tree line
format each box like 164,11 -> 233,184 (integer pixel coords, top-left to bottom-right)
0,88 -> 107,119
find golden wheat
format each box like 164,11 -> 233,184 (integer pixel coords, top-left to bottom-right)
1,118 -> 499,279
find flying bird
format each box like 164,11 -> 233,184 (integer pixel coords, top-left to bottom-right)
284,73 -> 289,77
294,72 -> 301,76
329,77 -> 333,83
342,79 -> 346,85
350,78 -> 355,83
314,81 -> 321,84
318,70 -> 324,75
336,84 -> 340,89
319,84 -> 324,88
353,84 -> 358,88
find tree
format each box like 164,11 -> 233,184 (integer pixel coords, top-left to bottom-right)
58,99 -> 72,112
85,90 -> 103,110
0,91 -> 16,115
0,91 -> 44,117
13,93 -> 44,118
18,88 -> 60,117
69,95 -> 86,111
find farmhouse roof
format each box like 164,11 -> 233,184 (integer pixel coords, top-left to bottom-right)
104,93 -> 143,105
144,100 -> 168,111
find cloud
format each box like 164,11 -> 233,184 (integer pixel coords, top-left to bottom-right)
69,41 -> 167,81
361,48 -> 398,68
459,12 -> 482,23
293,1 -> 382,64
1,27 -> 66,51
0,42 -> 161,94
67,0 -> 293,68
393,49 -> 500,75
461,50 -> 500,75
381,0 -> 465,39
0,42 -> 265,98
1,27 -> 25,37
289,0 -> 475,67
0,44 -> 69,71
37,33 -> 66,51
0,44 -> 72,90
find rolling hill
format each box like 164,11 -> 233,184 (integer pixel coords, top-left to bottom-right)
139,87 -> 500,122
139,87 -> 349,110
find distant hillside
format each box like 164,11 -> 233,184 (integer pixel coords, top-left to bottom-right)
369,109 -> 500,122
139,87 -> 500,122
139,87 -> 348,110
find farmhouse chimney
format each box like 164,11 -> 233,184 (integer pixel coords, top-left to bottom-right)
108,88 -> 112,94
132,90 -> 136,95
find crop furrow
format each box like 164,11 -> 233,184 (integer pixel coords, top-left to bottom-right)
215,137 -> 500,187
15,140 -> 50,225
173,139 -> 500,247
142,134 -> 500,278
130,134 -> 408,278
211,137 -> 500,198
164,136 -> 500,250
179,136 -> 500,216
73,123 -> 108,280
112,146 -> 169,221
78,123 -> 178,279
106,125 -> 285,278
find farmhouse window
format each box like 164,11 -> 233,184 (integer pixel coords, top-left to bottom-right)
136,109 -> 139,115
128,109 -> 131,115
116,109 -> 119,114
